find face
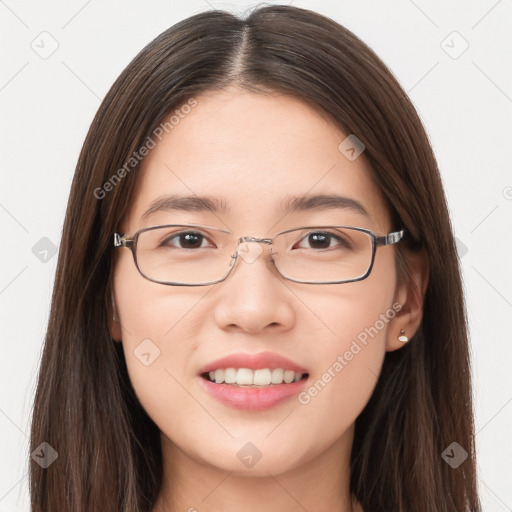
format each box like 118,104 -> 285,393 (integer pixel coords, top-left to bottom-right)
111,87 -> 408,477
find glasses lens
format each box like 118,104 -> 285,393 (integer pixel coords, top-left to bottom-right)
135,225 -> 234,285
273,227 -> 373,283
133,225 -> 374,285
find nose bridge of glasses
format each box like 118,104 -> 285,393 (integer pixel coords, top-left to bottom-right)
237,235 -> 273,245
232,235 -> 276,266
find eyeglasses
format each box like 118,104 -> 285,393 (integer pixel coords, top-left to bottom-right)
113,223 -> 404,286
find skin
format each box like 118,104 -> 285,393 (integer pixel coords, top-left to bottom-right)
110,86 -> 428,512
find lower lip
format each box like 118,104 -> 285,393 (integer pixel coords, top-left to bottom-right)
198,375 -> 309,411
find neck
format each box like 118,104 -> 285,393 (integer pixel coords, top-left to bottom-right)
153,425 -> 358,512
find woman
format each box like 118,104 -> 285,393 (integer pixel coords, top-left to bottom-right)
29,5 -> 481,511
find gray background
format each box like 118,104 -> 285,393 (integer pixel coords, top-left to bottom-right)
1,0 -> 511,510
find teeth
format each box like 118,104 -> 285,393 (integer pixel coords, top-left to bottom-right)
206,368 -> 305,386
271,368 -> 284,384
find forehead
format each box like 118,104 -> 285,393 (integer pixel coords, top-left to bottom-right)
124,87 -> 391,233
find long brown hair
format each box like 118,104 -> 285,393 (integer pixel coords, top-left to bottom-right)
30,5 -> 480,511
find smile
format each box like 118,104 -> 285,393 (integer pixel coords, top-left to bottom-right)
202,367 -> 308,386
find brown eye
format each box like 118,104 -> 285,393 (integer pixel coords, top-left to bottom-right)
161,231 -> 213,249
295,231 -> 349,250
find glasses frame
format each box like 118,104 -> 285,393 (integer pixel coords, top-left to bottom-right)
113,223 -> 405,286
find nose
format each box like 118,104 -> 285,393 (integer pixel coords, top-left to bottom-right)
212,239 -> 295,334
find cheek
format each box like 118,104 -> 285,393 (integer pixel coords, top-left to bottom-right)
113,249 -> 208,343
299,247 -> 397,357
115,291 -> 206,445
295,257 -> 397,431
112,258 -> 205,416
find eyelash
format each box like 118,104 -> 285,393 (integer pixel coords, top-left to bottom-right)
295,232 -> 349,250
160,230 -> 349,250
161,231 -> 213,249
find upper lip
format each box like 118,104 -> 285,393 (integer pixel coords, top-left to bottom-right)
198,351 -> 309,375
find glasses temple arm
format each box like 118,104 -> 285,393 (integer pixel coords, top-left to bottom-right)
113,233 -> 135,248
375,229 -> 404,246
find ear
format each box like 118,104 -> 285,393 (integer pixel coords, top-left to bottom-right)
107,289 -> 123,342
386,248 -> 429,352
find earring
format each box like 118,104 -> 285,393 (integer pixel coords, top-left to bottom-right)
397,329 -> 409,343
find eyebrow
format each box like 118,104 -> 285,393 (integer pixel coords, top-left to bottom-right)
141,195 -> 230,219
141,193 -> 369,220
281,193 -> 369,217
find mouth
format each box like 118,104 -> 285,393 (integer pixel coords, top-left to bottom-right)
197,352 -> 310,409
201,368 -> 310,387
198,368 -> 310,411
